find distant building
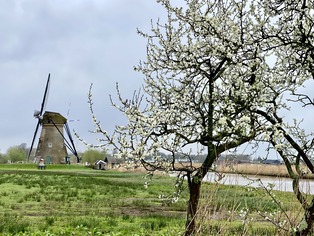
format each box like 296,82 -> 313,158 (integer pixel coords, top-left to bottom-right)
106,156 -> 124,168
216,154 -> 252,165
261,159 -> 283,165
94,160 -> 107,170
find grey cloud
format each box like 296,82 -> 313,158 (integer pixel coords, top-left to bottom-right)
0,0 -> 166,153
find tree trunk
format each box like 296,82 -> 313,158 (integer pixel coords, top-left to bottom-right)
185,175 -> 202,236
294,199 -> 314,236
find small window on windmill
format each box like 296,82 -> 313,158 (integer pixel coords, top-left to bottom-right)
48,143 -> 52,148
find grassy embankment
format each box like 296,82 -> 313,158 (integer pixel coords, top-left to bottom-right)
0,163 -> 308,235
179,162 -> 314,178
217,163 -> 314,179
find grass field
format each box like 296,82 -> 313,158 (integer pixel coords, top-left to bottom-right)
0,164 -> 307,235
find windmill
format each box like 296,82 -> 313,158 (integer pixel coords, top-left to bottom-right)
28,74 -> 80,164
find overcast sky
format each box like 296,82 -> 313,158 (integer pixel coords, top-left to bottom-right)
1,1 -> 312,161
0,0 -> 166,153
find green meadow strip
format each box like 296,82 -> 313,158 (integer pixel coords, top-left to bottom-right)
0,164 -> 304,235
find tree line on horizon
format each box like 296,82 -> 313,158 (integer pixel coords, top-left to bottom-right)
0,143 -> 106,164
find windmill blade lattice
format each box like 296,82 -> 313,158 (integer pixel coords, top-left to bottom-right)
28,73 -> 51,161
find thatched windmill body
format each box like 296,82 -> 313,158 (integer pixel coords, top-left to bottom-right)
28,74 -> 79,164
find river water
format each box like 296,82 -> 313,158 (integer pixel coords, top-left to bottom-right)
204,172 -> 314,194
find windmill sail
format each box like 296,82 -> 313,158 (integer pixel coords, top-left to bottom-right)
28,73 -> 50,160
28,74 -> 80,163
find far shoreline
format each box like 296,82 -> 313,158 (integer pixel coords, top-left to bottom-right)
215,163 -> 314,179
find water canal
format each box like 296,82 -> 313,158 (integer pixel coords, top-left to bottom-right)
204,172 -> 314,194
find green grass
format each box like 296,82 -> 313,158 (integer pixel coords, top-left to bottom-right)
0,164 -> 305,235
0,164 -> 185,235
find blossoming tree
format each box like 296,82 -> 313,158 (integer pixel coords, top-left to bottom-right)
79,1 -> 281,234
79,0 -> 314,235
250,1 -> 314,235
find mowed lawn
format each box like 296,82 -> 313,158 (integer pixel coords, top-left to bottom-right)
0,164 -> 306,235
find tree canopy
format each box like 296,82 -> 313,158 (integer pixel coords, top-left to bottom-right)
5,144 -> 28,163
79,0 -> 314,235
